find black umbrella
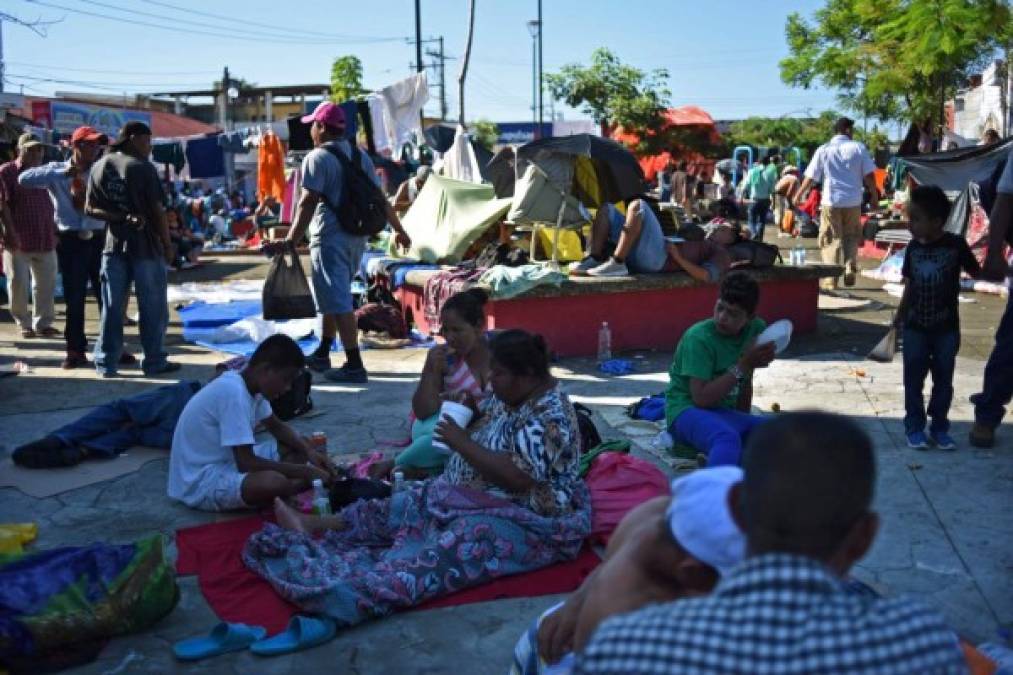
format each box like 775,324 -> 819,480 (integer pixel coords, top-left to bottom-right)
515,133 -> 647,207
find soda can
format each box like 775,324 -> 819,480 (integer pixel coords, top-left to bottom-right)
310,432 -> 327,448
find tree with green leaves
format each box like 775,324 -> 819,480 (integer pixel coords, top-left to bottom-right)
546,48 -> 696,157
330,55 -> 364,103
780,0 -> 1011,138
725,111 -> 890,160
471,119 -> 500,150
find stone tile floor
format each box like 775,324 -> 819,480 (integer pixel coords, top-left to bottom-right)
0,249 -> 1010,673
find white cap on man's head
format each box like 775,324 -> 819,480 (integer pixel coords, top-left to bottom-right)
667,466 -> 746,577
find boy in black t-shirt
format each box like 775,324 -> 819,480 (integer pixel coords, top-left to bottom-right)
894,185 -> 980,450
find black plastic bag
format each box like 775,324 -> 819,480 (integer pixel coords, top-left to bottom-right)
262,247 -> 317,321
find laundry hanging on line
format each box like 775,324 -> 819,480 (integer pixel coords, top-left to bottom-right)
184,136 -> 226,179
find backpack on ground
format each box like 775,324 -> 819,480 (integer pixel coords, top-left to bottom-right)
727,240 -> 782,268
321,145 -> 388,238
574,402 -> 603,454
271,367 -> 313,420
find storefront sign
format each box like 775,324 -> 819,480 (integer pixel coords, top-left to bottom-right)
33,100 -> 152,136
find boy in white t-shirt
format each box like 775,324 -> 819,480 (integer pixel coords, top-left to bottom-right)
168,334 -> 336,511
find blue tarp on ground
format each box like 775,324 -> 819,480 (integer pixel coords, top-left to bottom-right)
178,301 -> 262,328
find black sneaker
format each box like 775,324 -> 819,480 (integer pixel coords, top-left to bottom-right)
13,437 -> 85,468
324,364 -> 368,384
145,361 -> 182,375
306,353 -> 332,373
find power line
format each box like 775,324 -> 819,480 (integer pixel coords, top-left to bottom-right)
73,0 -> 365,44
138,0 -> 400,41
18,0 -> 404,45
5,72 -> 209,91
7,60 -> 217,75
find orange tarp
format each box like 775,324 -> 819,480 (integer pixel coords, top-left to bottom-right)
611,106 -> 721,181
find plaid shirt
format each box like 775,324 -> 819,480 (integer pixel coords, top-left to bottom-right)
574,553 -> 967,675
0,159 -> 56,252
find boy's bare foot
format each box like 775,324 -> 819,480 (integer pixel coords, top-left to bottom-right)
273,497 -> 307,533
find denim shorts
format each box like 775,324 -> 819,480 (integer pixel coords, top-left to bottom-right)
310,231 -> 367,315
608,204 -> 668,273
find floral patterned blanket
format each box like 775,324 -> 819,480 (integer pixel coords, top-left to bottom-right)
243,476 -> 591,627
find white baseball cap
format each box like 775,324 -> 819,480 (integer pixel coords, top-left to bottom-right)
667,466 -> 746,576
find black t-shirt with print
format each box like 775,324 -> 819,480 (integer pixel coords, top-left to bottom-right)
86,151 -> 166,259
901,233 -> 980,332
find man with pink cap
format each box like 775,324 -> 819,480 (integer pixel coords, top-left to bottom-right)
285,101 -> 411,383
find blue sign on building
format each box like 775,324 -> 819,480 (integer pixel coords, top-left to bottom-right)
496,122 -> 553,145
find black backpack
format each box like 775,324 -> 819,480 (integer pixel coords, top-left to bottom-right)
573,403 -> 603,454
270,368 -> 313,420
321,145 -> 388,238
727,240 -> 783,268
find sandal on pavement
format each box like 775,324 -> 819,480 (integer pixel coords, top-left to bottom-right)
249,616 -> 336,657
173,622 -> 267,661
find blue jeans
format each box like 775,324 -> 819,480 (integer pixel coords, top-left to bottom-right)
669,407 -> 767,466
973,292 -> 1013,428
52,380 -> 200,457
94,253 -> 169,375
903,328 -> 960,435
748,198 -> 771,240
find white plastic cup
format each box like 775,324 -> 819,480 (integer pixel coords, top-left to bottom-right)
432,400 -> 475,453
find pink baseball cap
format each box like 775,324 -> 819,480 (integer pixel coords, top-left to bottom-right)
301,101 -> 346,129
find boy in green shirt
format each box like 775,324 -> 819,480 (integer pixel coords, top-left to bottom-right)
665,272 -> 776,465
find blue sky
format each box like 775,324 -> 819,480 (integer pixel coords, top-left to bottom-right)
4,0 -> 840,123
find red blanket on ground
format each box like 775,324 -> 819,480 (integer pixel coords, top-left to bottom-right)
176,515 -> 600,635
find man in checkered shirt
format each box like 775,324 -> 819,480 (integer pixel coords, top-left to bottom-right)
575,412 -> 967,675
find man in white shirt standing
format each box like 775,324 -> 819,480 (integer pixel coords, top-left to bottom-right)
797,117 -> 879,289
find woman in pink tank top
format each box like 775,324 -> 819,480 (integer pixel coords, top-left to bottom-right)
374,288 -> 492,477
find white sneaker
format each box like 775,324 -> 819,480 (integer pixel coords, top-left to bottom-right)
587,258 -> 630,277
569,256 -> 601,275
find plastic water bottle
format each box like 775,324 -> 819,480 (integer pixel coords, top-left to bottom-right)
311,478 -> 331,516
393,470 -> 405,494
798,246 -> 807,265
597,322 -> 612,362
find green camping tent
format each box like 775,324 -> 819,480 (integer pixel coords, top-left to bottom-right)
400,173 -> 512,263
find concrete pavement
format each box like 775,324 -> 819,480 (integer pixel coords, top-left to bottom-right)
0,253 -> 1010,673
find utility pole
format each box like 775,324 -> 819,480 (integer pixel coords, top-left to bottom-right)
0,19 -> 5,94
458,0 -> 475,128
537,0 -> 543,137
424,36 -> 447,120
219,66 -> 230,129
415,0 -> 423,130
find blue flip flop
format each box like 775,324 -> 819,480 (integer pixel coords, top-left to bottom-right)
173,622 -> 267,661
250,615 -> 337,657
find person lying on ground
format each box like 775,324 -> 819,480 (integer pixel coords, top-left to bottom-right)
575,412 -> 968,674
664,223 -> 731,282
167,334 -> 338,512
245,329 -> 590,629
665,272 -> 776,467
13,380 -> 202,469
571,200 -> 725,280
510,466 -> 744,675
369,288 -> 493,479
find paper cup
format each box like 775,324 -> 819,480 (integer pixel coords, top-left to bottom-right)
432,400 -> 474,454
